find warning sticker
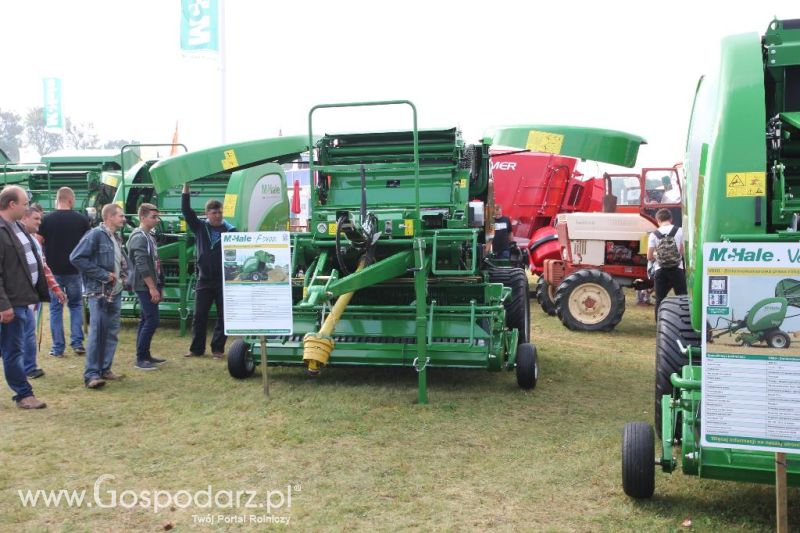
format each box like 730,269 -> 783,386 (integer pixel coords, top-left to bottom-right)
525,130 -> 564,155
726,172 -> 766,197
223,194 -> 237,217
221,149 -> 239,170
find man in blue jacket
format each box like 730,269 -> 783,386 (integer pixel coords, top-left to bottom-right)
70,204 -> 129,389
182,183 -> 236,359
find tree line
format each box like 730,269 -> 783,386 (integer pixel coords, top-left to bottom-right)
0,107 -> 137,162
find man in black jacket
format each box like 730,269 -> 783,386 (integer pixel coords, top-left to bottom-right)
0,186 -> 50,409
182,183 -> 236,358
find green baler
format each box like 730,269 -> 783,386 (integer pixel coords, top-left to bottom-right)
1,148 -> 139,222
622,19 -> 800,499
151,101 -> 543,402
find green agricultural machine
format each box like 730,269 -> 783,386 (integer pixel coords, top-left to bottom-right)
149,100 -> 648,401
113,143 -> 292,334
622,19 -> 800,499
1,149 -> 140,221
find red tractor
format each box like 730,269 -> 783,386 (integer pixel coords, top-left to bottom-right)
491,151 -> 682,330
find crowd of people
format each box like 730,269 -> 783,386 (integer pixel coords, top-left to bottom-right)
0,185 -> 236,409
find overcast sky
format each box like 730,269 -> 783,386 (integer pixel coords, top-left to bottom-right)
2,1 -> 797,167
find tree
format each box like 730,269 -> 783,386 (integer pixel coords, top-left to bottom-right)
102,139 -> 140,150
25,107 -> 63,155
65,118 -> 100,150
0,108 -> 24,162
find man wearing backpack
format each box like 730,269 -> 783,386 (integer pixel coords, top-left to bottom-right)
647,208 -> 686,319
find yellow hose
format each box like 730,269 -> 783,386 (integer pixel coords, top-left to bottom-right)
302,256 -> 367,372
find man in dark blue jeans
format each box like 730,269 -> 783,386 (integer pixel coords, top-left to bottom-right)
39,187 -> 90,357
0,186 -> 50,409
127,203 -> 166,371
70,204 -> 129,389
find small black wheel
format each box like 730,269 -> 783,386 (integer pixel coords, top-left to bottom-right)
228,339 -> 256,379
536,276 -> 557,316
515,342 -> 539,390
767,329 -> 791,349
250,271 -> 262,282
621,422 -> 655,499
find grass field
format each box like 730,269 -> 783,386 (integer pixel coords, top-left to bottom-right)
1,295 -> 798,531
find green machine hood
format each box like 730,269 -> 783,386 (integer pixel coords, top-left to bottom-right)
149,135 -> 314,193
485,125 -> 646,168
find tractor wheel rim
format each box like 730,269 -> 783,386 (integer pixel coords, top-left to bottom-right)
547,284 -> 557,302
772,335 -> 787,348
567,282 -> 612,325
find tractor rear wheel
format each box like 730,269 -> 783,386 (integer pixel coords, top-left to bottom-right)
554,269 -> 624,331
766,329 -> 791,349
536,276 -> 557,316
515,342 -> 539,390
228,339 -> 256,379
655,295 -> 700,439
489,267 -> 531,344
621,422 -> 655,499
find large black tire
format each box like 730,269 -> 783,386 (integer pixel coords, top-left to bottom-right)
536,276 -> 557,316
655,295 -> 701,439
766,329 -> 791,349
554,269 -> 625,331
516,342 -> 539,389
489,267 -> 531,344
621,422 -> 655,499
228,339 -> 256,379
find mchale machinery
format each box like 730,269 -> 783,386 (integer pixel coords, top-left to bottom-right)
148,102 -> 676,401
621,19 -> 800,500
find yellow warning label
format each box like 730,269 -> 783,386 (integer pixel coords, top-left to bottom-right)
460,178 -> 467,188
179,220 -> 187,232
726,172 -> 766,197
223,194 -> 237,217
526,130 -> 564,154
404,219 -> 414,236
328,222 -> 337,235
101,173 -> 119,188
221,149 -> 239,170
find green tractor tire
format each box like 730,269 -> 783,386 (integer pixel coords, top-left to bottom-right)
228,339 -> 256,379
621,422 -> 655,499
555,269 -> 625,332
655,295 -> 700,439
536,276 -> 557,316
489,267 -> 531,344
515,342 -> 539,390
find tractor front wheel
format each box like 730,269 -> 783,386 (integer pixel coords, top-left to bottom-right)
228,339 -> 256,379
536,276 -> 557,316
515,342 -> 539,390
767,329 -> 791,349
621,422 -> 655,499
554,270 -> 624,331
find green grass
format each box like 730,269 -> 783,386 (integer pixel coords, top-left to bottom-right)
1,296 -> 797,531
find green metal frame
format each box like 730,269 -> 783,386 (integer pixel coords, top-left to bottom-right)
239,100 -> 525,403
